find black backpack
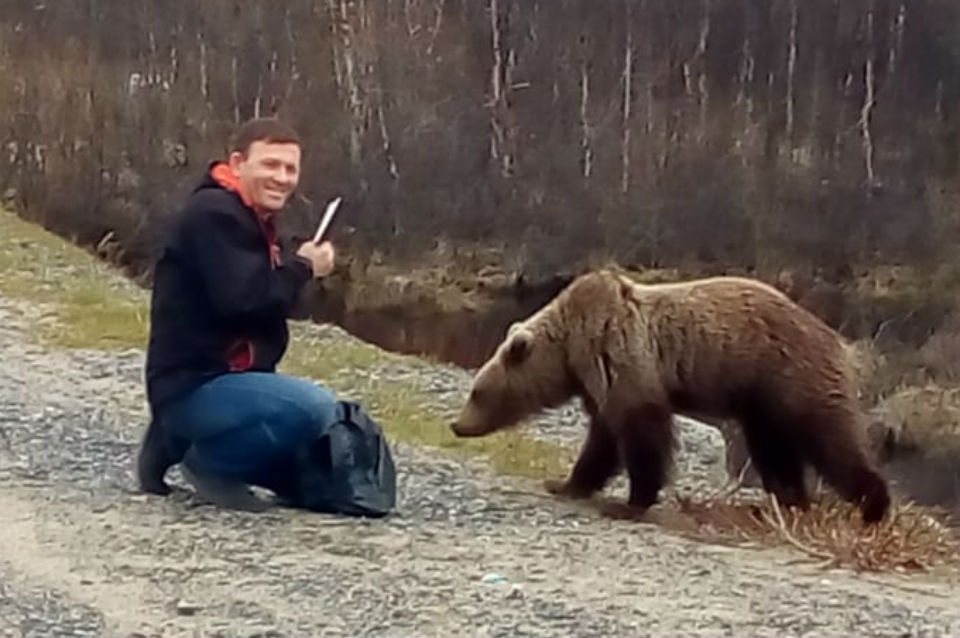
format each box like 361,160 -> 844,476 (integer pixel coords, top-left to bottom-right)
290,400 -> 397,518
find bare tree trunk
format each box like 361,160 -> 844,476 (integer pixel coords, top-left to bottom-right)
169,36 -> 179,87
328,0 -> 367,189
359,0 -> 369,30
282,6 -> 299,107
696,0 -> 710,144
861,2 -> 876,187
807,47 -> 822,159
198,32 -> 209,102
935,80 -> 944,121
376,102 -> 399,186
148,29 -> 158,85
426,0 -> 446,55
579,34 -> 592,180
231,55 -> 240,125
620,0 -> 633,196
489,0 -> 504,172
86,1 -> 104,223
887,1 -> 905,77
328,4 -> 344,90
833,71 -> 853,166
856,1 -> 878,265
639,2 -> 654,183
377,97 -> 401,234
488,0 -> 514,177
404,0 -> 416,39
267,49 -> 278,114
252,7 -> 265,119
736,32 -> 755,126
785,0 -> 798,145
369,0 -> 401,233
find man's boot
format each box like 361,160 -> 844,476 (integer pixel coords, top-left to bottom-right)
136,416 -> 181,495
180,451 -> 272,513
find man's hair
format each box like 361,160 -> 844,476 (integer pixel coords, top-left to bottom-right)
229,117 -> 301,156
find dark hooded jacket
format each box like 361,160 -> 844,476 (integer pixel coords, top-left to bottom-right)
145,163 -> 313,411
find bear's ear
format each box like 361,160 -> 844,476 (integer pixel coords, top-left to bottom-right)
504,329 -> 533,366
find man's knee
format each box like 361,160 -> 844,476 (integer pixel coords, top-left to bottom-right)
268,374 -> 338,427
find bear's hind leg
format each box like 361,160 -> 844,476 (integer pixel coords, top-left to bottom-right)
545,418 -> 621,499
798,405 -> 891,524
739,401 -> 810,511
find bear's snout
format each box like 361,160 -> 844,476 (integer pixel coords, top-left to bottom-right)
450,420 -> 485,437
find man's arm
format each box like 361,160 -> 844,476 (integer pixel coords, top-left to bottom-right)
185,203 -> 312,322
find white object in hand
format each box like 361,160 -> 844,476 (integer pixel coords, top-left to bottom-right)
313,196 -> 342,244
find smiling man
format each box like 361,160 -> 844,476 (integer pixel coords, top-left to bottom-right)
137,117 -> 340,511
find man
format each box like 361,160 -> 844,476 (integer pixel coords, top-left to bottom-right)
137,117 -> 338,511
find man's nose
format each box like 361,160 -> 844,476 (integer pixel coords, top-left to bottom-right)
272,170 -> 295,187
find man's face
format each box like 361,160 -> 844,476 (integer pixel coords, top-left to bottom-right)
229,140 -> 301,212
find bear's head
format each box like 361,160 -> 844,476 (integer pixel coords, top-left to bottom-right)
451,321 -> 574,437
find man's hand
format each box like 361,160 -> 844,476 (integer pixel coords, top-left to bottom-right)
296,240 -> 336,278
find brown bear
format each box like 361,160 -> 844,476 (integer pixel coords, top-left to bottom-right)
450,268 -> 891,524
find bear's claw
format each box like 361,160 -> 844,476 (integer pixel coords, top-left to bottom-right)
596,500 -> 650,521
543,479 -> 593,500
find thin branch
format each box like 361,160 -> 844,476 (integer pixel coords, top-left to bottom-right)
861,1 -> 877,187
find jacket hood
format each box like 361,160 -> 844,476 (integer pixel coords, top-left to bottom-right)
196,161 -> 259,212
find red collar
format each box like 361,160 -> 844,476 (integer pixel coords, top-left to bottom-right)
209,161 -> 281,268
209,162 -> 274,220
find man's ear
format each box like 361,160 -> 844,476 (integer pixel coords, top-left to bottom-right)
504,329 -> 533,366
227,150 -> 246,175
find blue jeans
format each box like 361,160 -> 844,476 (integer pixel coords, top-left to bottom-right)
160,372 -> 338,496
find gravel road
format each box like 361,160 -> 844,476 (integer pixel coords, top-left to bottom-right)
1,294 -> 959,638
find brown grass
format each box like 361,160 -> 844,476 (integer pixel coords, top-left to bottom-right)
648,492 -> 960,574
877,384 -> 960,456
337,240 -> 525,314
919,313 -> 960,383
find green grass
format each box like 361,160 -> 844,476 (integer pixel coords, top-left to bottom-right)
0,209 -> 151,350
313,369 -> 573,480
0,207 -> 575,482
280,323 -> 574,480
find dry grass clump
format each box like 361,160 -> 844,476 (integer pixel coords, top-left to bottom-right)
918,312 -> 960,383
339,240 -> 523,314
877,384 -> 960,456
669,492 -> 959,573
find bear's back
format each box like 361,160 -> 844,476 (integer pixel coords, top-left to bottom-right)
623,274 -> 852,406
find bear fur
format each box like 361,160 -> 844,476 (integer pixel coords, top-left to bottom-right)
451,268 -> 891,524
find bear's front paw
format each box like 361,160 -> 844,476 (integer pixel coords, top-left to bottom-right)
596,499 -> 649,521
543,479 -> 592,500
